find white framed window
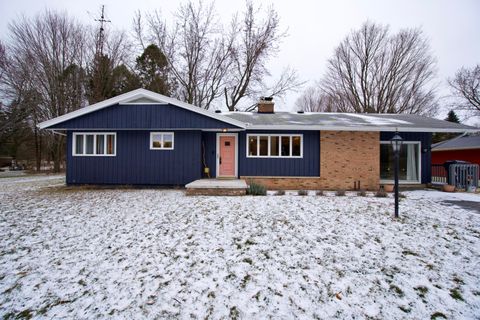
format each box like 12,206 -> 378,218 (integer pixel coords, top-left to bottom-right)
150,132 -> 174,150
380,141 -> 421,183
247,134 -> 303,158
73,132 -> 116,156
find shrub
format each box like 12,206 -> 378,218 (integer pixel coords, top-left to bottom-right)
316,190 -> 324,196
275,190 -> 285,196
399,193 -> 406,199
298,190 -> 308,196
335,190 -> 346,196
375,190 -> 388,198
247,182 -> 266,196
357,189 -> 367,197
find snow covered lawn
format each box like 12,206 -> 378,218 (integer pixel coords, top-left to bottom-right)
1,175 -> 479,319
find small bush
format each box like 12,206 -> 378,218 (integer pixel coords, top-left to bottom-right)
298,190 -> 308,196
399,193 -> 406,199
375,190 -> 388,198
357,189 -> 367,197
450,288 -> 464,301
316,190 -> 324,196
275,190 -> 285,196
335,190 -> 346,196
247,182 -> 266,196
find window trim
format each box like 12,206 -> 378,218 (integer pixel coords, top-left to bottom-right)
246,134 -> 303,158
72,132 -> 116,157
380,141 -> 421,184
150,132 -> 175,150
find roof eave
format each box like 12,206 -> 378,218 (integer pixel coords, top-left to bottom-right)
244,125 -> 479,133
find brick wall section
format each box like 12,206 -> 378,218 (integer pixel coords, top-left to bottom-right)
242,131 -> 380,190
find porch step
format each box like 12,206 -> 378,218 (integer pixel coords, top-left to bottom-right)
185,179 -> 248,196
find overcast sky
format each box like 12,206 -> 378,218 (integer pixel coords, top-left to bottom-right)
1,0 -> 479,120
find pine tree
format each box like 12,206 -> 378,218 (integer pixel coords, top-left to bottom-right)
445,110 -> 460,123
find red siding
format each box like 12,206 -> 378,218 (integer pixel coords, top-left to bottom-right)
432,149 -> 480,166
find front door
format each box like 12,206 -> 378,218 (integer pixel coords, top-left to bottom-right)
219,135 -> 236,177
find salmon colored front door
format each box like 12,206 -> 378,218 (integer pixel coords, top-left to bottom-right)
219,135 -> 236,177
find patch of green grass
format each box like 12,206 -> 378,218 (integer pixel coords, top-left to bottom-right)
414,286 -> 429,298
390,284 -> 404,297
450,288 -> 464,301
430,311 -> 447,319
402,249 -> 418,256
399,306 -> 411,313
452,276 -> 464,285
241,274 -> 251,288
229,306 -> 240,319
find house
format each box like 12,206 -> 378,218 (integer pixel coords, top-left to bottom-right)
432,134 -> 480,167
38,89 -> 478,190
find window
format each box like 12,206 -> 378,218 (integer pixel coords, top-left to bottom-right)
380,141 -> 420,182
247,134 -> 303,158
73,133 -> 116,156
150,132 -> 174,150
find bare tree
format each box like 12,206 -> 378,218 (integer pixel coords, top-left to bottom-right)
318,21 -> 437,115
295,86 -> 336,112
4,10 -> 87,171
449,64 -> 480,115
134,1 -> 302,110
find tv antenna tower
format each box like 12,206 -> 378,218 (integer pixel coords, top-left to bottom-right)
95,5 -> 111,56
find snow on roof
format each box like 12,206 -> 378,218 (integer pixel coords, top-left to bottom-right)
432,134 -> 480,151
224,112 -> 479,133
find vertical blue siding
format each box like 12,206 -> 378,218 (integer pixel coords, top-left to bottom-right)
51,104 -> 240,130
380,132 -> 432,184
238,131 -> 320,177
202,132 -> 217,178
67,130 -> 202,185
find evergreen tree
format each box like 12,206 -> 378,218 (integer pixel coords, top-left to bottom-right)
445,110 -> 460,123
135,44 -> 171,95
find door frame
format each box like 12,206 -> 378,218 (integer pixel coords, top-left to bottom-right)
216,133 -> 238,178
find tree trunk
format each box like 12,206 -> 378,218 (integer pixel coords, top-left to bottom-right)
53,134 -> 64,173
34,126 -> 41,171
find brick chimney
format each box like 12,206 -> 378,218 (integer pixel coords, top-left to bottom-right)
257,97 -> 274,113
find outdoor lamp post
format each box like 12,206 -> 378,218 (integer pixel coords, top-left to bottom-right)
390,132 -> 403,218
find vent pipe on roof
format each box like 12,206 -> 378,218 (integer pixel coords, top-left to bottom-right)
215,110 -> 222,113
257,96 -> 274,113
297,110 -> 304,114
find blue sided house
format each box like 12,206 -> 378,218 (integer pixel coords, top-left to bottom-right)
38,89 -> 477,190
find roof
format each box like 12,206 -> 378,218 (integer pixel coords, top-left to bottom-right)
432,134 -> 480,151
223,112 -> 478,133
38,89 -> 479,133
38,89 -> 246,130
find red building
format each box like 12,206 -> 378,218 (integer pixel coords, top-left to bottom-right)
432,135 -> 480,166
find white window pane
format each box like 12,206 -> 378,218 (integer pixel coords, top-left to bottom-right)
281,136 -> 290,156
163,134 -> 173,148
107,135 -> 115,154
152,134 -> 162,148
248,136 -> 258,156
292,136 -> 301,156
96,135 -> 105,154
75,135 -> 84,154
270,136 -> 279,156
85,135 -> 94,154
259,136 -> 268,156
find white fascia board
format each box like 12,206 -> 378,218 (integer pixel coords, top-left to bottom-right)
244,125 -> 480,133
38,89 -> 246,129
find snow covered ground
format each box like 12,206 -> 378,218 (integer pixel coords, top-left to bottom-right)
0,175 -> 479,319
